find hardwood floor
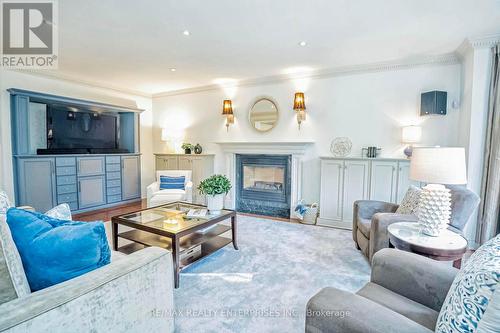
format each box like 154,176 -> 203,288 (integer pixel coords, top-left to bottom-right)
73,199 -> 146,222
73,199 -> 299,223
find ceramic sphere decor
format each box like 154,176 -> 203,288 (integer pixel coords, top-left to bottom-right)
417,184 -> 452,236
330,137 -> 352,157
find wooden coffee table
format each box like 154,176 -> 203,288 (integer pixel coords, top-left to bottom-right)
388,222 -> 467,268
111,201 -> 237,288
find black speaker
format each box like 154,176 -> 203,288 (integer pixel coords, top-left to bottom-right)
420,91 -> 447,116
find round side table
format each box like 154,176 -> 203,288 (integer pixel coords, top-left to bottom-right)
387,222 -> 468,268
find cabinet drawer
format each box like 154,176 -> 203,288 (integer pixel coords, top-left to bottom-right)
107,172 -> 121,180
57,175 -> 76,186
77,157 -> 105,176
107,186 -> 121,196
56,157 -> 76,167
58,193 -> 78,204
106,163 -> 121,172
106,179 -> 121,188
67,201 -> 78,211
106,156 -> 121,164
56,166 -> 76,176
107,194 -> 122,204
57,184 -> 77,195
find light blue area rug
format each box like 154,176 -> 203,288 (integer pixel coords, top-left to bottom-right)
174,215 -> 371,332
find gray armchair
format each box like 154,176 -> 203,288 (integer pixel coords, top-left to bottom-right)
306,249 -> 459,333
353,185 -> 480,262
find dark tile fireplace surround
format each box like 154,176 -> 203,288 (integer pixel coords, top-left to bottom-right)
235,154 -> 291,218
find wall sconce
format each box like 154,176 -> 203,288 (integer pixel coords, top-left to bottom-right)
222,99 -> 234,131
293,92 -> 306,129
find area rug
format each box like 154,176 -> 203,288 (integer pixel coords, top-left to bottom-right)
174,215 -> 371,332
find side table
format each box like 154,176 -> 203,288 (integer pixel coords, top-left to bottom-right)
387,222 -> 467,268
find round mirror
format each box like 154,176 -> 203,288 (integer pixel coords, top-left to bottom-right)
249,98 -> 279,132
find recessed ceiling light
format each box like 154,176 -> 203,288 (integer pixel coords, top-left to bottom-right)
170,68 -> 176,72
299,41 -> 307,47
182,30 -> 190,36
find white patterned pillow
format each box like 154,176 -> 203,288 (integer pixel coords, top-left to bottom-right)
395,185 -> 421,215
45,203 -> 72,221
436,234 -> 500,333
0,190 -> 12,215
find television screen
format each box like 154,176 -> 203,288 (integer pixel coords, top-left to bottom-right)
47,106 -> 118,149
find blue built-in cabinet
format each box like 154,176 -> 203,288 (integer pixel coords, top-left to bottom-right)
9,88 -> 143,213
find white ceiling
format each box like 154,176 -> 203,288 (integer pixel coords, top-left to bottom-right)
50,0 -> 500,95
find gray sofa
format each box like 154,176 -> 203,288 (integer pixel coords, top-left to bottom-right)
306,249 -> 457,333
0,213 -> 175,332
353,185 -> 480,261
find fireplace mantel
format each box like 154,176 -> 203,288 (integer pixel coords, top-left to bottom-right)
215,141 -> 314,215
215,141 -> 314,155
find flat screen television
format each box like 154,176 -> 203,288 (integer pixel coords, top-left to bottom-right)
38,106 -> 127,154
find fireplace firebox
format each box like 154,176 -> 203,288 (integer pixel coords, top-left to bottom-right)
235,154 -> 291,218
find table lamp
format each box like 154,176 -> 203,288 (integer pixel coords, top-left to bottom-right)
410,147 -> 467,236
402,125 -> 422,158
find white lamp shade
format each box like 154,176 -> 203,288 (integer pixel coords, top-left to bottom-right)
402,126 -> 422,143
410,147 -> 467,184
161,128 -> 168,141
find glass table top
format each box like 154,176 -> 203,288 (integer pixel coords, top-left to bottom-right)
115,202 -> 233,235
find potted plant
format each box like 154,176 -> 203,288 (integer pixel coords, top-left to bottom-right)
198,174 -> 231,214
181,143 -> 193,154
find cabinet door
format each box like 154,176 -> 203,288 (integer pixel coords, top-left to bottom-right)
78,176 -> 106,209
318,160 -> 344,225
17,158 -> 56,212
396,161 -> 420,203
156,156 -> 179,170
370,161 -> 398,203
342,160 -> 369,223
77,157 -> 105,176
191,158 -> 206,204
178,156 -> 191,170
121,155 -> 141,200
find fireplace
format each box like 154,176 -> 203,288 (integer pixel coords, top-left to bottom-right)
235,154 -> 291,218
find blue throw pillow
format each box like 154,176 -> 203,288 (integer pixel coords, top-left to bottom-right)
6,208 -> 110,291
159,175 -> 185,190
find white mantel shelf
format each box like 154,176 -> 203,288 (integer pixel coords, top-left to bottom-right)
215,141 -> 315,155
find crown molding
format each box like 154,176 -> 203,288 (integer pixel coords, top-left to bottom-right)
153,53 -> 460,98
468,33 -> 500,48
6,69 -> 153,98
455,33 -> 500,59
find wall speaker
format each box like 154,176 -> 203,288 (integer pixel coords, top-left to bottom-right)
420,91 -> 447,116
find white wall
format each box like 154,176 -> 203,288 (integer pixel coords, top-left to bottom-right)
0,70 -> 154,201
153,63 -> 463,203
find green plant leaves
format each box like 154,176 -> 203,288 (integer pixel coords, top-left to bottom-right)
198,174 -> 232,195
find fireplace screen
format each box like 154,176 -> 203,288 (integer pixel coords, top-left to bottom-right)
235,154 -> 291,218
243,165 -> 285,193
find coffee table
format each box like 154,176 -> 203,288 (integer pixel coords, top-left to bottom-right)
111,201 -> 237,288
388,222 -> 467,268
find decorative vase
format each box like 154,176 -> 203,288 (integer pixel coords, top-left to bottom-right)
206,194 -> 224,214
194,144 -> 202,154
184,148 -> 191,154
417,184 -> 452,236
